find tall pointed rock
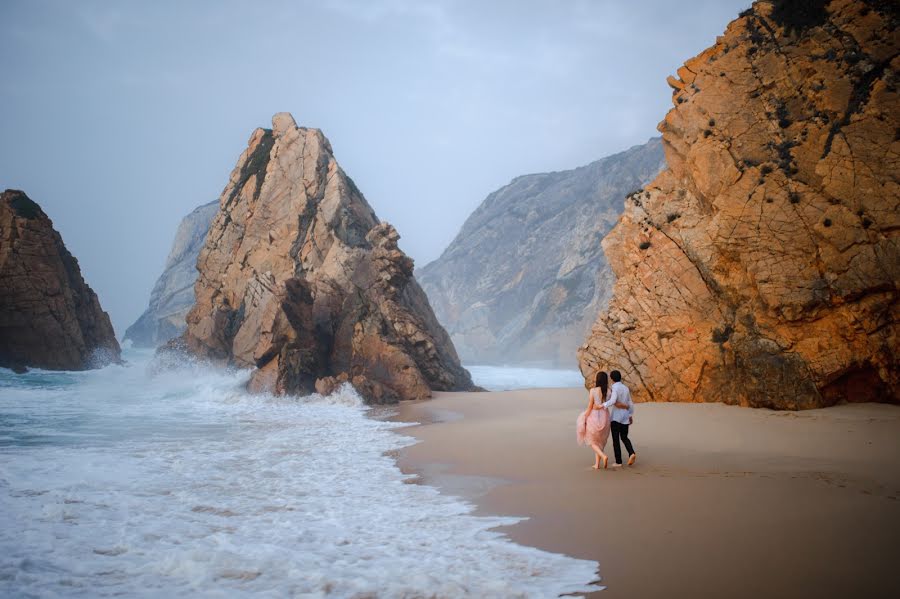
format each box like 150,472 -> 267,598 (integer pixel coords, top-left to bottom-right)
578,0 -> 898,408
0,190 -> 121,371
174,113 -> 474,402
125,200 -> 218,347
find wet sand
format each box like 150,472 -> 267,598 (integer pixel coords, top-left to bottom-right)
393,389 -> 900,598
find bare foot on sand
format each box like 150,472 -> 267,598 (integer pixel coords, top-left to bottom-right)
628,454 -> 637,466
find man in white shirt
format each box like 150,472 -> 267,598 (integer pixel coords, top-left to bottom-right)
608,370 -> 637,467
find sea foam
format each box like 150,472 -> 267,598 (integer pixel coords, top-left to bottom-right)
0,350 -> 600,597
466,364 -> 584,391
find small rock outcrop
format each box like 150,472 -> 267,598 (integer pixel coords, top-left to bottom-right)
419,139 -> 665,366
0,190 -> 121,371
579,0 -> 899,409
125,200 -> 217,347
172,113 -> 474,402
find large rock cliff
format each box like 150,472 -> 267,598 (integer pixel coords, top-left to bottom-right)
125,200 -> 217,347
419,139 -> 665,366
172,113 -> 474,402
0,190 -> 121,371
579,0 -> 899,409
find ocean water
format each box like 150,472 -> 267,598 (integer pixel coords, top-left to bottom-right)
466,365 -> 584,391
0,350 -> 600,598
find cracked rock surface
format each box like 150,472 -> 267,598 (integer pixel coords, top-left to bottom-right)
170,113 -> 474,402
0,189 -> 121,371
578,0 -> 899,409
125,200 -> 217,347
419,139 -> 665,366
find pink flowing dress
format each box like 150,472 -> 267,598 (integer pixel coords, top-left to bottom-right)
576,387 -> 611,448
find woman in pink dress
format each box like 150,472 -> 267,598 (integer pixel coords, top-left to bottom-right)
576,371 -> 613,469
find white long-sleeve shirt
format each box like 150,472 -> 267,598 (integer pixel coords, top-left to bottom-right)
607,381 -> 634,425
589,386 -> 626,414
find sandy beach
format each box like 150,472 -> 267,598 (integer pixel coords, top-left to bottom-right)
393,389 -> 900,598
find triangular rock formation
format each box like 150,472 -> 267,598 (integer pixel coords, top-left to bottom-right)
579,0 -> 898,408
172,113 -> 474,402
0,189 -> 121,371
125,200 -> 217,347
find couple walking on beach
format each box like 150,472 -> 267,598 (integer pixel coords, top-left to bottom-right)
576,370 -> 636,470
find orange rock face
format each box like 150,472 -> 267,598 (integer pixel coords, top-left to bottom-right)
579,0 -> 899,409
172,113 -> 474,402
0,190 -> 121,371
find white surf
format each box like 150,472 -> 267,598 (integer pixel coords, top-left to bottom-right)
0,349 -> 600,597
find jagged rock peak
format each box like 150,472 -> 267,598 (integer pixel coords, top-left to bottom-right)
0,189 -> 121,371
124,200 -> 218,347
171,113 -> 475,402
578,0 -> 899,409
272,112 -> 298,137
419,138 -> 665,366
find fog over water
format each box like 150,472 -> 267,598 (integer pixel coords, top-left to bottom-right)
0,0 -> 748,333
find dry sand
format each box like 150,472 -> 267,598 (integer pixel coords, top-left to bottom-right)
392,388 -> 900,598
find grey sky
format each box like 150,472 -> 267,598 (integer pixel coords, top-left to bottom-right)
0,0 -> 749,334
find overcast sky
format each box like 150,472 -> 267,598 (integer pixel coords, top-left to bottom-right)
0,0 -> 749,334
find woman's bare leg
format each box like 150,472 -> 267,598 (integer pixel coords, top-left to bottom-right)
590,444 -> 608,469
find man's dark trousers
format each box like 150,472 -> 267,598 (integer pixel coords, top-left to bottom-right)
611,421 -> 635,465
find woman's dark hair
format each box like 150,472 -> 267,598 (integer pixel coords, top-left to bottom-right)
594,371 -> 609,398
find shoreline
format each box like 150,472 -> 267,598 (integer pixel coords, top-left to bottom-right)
390,388 -> 900,598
